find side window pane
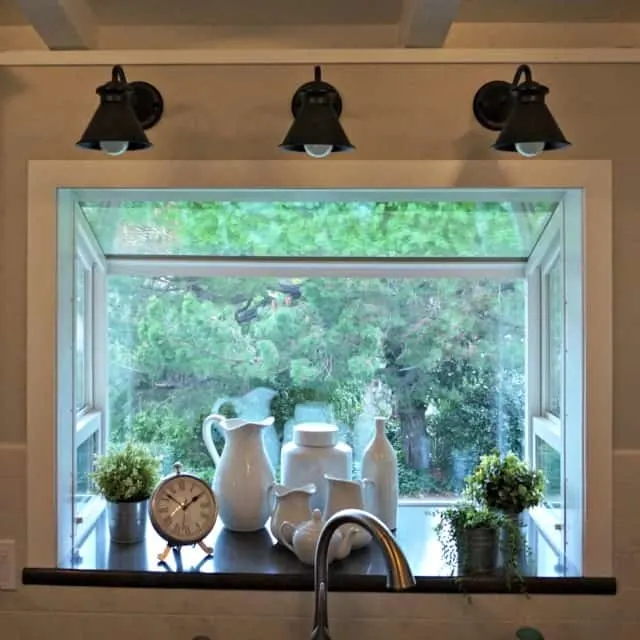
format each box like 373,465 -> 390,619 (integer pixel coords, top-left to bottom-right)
75,258 -> 86,411
534,435 -> 562,512
75,429 -> 99,508
546,257 -> 563,417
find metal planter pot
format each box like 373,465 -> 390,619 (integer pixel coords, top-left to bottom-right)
457,526 -> 498,576
107,499 -> 149,544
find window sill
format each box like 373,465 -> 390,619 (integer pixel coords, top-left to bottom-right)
22,506 -> 617,596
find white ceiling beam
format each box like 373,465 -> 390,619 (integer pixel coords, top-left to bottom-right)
15,0 -> 97,50
0,48 -> 638,66
397,0 -> 461,48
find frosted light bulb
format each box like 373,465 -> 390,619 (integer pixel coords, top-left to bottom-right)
99,140 -> 128,156
515,141 -> 545,158
304,144 -> 332,159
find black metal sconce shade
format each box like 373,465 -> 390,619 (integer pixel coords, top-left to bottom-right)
76,65 -> 164,153
279,65 -> 354,156
472,64 -> 571,155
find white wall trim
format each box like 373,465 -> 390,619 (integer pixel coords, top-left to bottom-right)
0,443 -> 27,451
26,159 -> 613,573
5,48 -> 640,66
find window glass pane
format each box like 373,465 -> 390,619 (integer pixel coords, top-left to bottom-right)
532,522 -> 565,577
75,258 -> 86,411
75,429 -> 99,507
80,200 -> 556,259
546,257 -> 563,417
107,274 -> 525,497
535,435 -> 562,511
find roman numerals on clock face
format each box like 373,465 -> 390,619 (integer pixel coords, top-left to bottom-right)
150,473 -> 217,546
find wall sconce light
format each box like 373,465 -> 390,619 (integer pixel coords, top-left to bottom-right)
76,64 -> 164,156
279,65 -> 354,158
472,64 -> 571,157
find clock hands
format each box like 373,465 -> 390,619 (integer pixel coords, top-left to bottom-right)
165,490 -> 204,519
182,491 -> 205,511
165,492 -> 184,508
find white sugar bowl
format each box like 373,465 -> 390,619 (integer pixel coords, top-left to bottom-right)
281,422 -> 352,512
279,509 -> 356,566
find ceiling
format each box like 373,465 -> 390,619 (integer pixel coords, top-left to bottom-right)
2,0 -> 640,50
2,0 -> 640,27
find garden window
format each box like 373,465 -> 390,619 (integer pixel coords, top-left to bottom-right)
24,160 -> 612,578
72,193 -> 567,567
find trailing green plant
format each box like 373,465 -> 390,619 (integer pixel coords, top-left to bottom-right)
90,441 -> 161,503
435,502 -> 502,573
465,450 -> 544,514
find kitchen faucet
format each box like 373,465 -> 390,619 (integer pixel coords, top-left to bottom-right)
311,508 -> 416,640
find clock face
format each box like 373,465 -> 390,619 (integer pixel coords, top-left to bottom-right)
149,473 -> 218,546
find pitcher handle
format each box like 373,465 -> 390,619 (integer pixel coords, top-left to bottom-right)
202,413 -> 225,467
279,521 -> 297,550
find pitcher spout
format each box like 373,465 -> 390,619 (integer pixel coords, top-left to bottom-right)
271,482 -> 317,499
218,416 -> 275,432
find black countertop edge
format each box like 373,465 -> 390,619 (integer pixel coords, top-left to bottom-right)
22,569 -> 617,595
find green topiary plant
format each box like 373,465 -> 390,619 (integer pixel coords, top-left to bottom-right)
464,451 -> 544,587
90,441 -> 161,503
464,450 -> 544,515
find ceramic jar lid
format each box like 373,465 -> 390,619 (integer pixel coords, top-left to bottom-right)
293,422 -> 338,447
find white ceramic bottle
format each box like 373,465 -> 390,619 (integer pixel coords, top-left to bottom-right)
361,416 -> 398,531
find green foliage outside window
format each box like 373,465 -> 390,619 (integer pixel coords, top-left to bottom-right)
90,200 -> 547,496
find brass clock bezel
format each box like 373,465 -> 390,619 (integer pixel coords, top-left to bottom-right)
148,466 -> 218,548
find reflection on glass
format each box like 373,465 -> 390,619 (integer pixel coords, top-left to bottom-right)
547,257 -> 563,417
80,200 -> 555,258
535,435 -> 562,510
75,259 -> 86,411
75,430 -> 99,502
532,522 -> 565,577
107,275 -> 525,499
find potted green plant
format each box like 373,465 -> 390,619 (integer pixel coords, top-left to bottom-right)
435,502 -> 502,576
465,451 -> 544,575
90,441 -> 161,544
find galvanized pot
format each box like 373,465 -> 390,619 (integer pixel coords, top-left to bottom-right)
457,526 -> 498,576
107,498 -> 149,544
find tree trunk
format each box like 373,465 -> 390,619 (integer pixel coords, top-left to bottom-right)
398,402 -> 430,470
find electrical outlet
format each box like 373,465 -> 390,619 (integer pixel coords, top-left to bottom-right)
0,539 -> 16,590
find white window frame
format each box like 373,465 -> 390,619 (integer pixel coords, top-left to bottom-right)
25,160 -> 613,576
74,205 -> 108,551
74,250 -> 92,413
526,206 -> 566,562
525,196 -> 585,575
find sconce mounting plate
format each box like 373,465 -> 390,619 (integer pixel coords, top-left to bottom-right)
129,80 -> 164,130
472,80 -> 514,131
290,80 -> 343,119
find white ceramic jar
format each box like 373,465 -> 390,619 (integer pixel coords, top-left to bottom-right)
280,423 -> 352,511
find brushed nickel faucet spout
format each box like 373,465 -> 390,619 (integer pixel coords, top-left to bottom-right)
311,508 -> 416,640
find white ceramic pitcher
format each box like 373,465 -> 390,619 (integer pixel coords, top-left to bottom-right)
268,482 -> 316,545
202,413 -> 275,532
323,475 -> 374,549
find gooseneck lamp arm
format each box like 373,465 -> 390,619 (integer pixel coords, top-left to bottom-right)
511,64 -> 533,87
111,64 -> 128,85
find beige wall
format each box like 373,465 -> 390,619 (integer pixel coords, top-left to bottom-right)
0,64 -> 638,638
